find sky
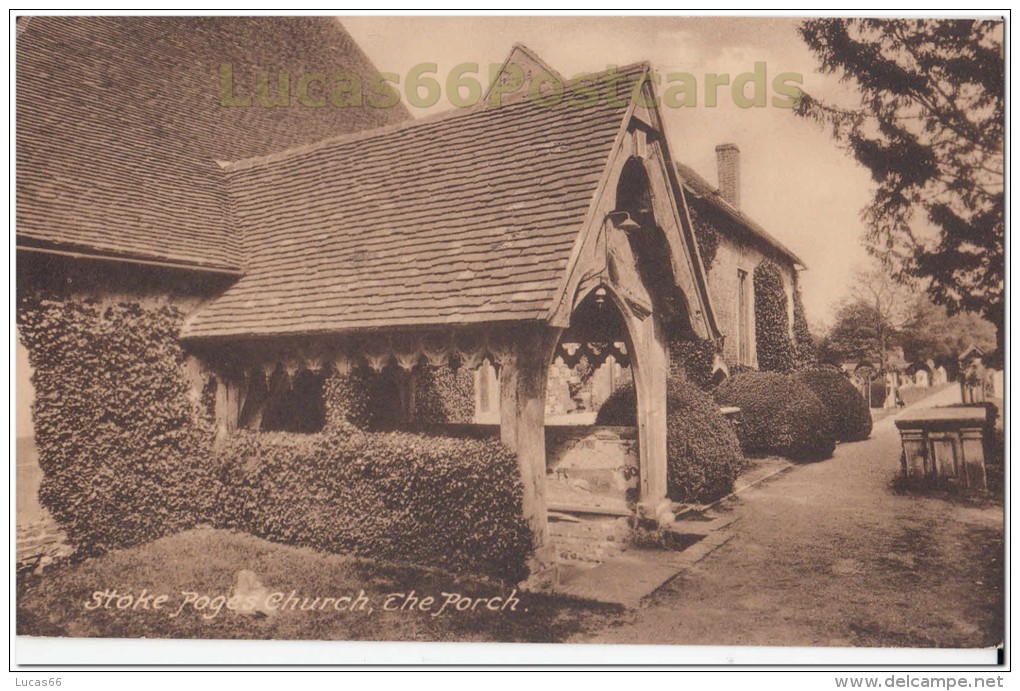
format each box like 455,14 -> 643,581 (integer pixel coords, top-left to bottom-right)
343,15 -> 877,329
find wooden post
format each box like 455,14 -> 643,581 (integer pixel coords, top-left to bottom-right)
626,312 -> 670,523
395,369 -> 417,423
214,372 -> 245,445
499,325 -> 561,584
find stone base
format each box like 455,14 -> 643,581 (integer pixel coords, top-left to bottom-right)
637,498 -> 675,527
550,514 -> 631,565
518,545 -> 560,591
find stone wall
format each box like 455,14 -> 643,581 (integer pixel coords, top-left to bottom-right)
701,222 -> 798,368
546,425 -> 639,565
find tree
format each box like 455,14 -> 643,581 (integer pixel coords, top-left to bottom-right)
827,299 -> 891,364
899,294 -> 997,363
797,19 -> 1005,352
826,267 -> 915,404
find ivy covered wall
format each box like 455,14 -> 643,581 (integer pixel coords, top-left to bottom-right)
17,260 -> 531,579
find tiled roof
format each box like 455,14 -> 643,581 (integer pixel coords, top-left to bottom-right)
16,16 -> 408,272
677,162 -> 806,268
182,65 -> 648,339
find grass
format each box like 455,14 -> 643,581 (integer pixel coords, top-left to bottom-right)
17,527 -> 617,642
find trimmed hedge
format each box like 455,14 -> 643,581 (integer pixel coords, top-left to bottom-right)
16,294 -> 217,555
753,261 -> 796,373
795,368 -> 873,442
17,293 -> 531,580
594,376 -> 744,503
668,338 -> 718,391
215,425 -> 531,581
714,371 -> 836,462
665,376 -> 745,502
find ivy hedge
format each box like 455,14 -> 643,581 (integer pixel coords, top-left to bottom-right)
668,338 -> 718,391
594,375 -> 744,503
714,370 -> 836,462
689,206 -> 721,272
753,260 -> 796,373
795,368 -> 872,443
414,364 -> 475,424
16,293 -> 217,556
792,283 -> 816,369
215,425 -> 531,581
17,293 -> 530,580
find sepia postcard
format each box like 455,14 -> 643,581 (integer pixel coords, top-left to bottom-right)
13,13 -> 1006,670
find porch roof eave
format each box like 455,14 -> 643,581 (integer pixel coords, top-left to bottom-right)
179,315 -> 552,347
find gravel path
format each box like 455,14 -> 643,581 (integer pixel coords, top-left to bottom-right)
576,386 -> 1004,648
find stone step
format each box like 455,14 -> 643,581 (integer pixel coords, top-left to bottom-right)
669,512 -> 739,537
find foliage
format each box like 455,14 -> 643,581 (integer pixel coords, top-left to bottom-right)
322,366 -> 374,430
17,293 -> 528,579
668,338 -> 718,391
322,363 -> 475,429
414,364 -> 476,424
868,379 -> 889,409
215,425 -> 531,581
825,299 -> 892,363
791,283 -> 817,368
593,383 -> 637,427
664,376 -> 745,503
753,261 -> 795,373
798,19 -> 1005,352
595,377 -> 745,503
16,293 -> 217,556
689,205 -> 721,272
899,295 -> 997,363
714,371 -> 836,462
795,368 -> 873,442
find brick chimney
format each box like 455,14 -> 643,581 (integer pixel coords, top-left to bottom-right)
715,143 -> 741,209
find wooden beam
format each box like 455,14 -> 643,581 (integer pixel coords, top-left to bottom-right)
499,324 -> 562,583
214,372 -> 246,445
396,368 -> 417,423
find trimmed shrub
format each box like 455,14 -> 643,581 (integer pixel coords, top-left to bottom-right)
714,371 -> 836,461
792,283 -> 816,369
594,383 -> 637,426
215,426 -> 531,581
795,368 -> 872,442
16,293 -> 217,556
753,260 -> 796,373
665,376 -> 745,503
594,378 -> 745,503
668,338 -> 718,391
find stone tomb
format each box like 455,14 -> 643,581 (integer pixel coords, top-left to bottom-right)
894,407 -> 992,490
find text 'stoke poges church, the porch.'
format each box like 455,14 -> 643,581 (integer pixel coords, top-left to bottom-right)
17,18 -> 806,583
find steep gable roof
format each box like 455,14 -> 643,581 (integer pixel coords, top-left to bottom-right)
182,64 -> 649,339
677,162 -> 806,268
16,16 -> 408,272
